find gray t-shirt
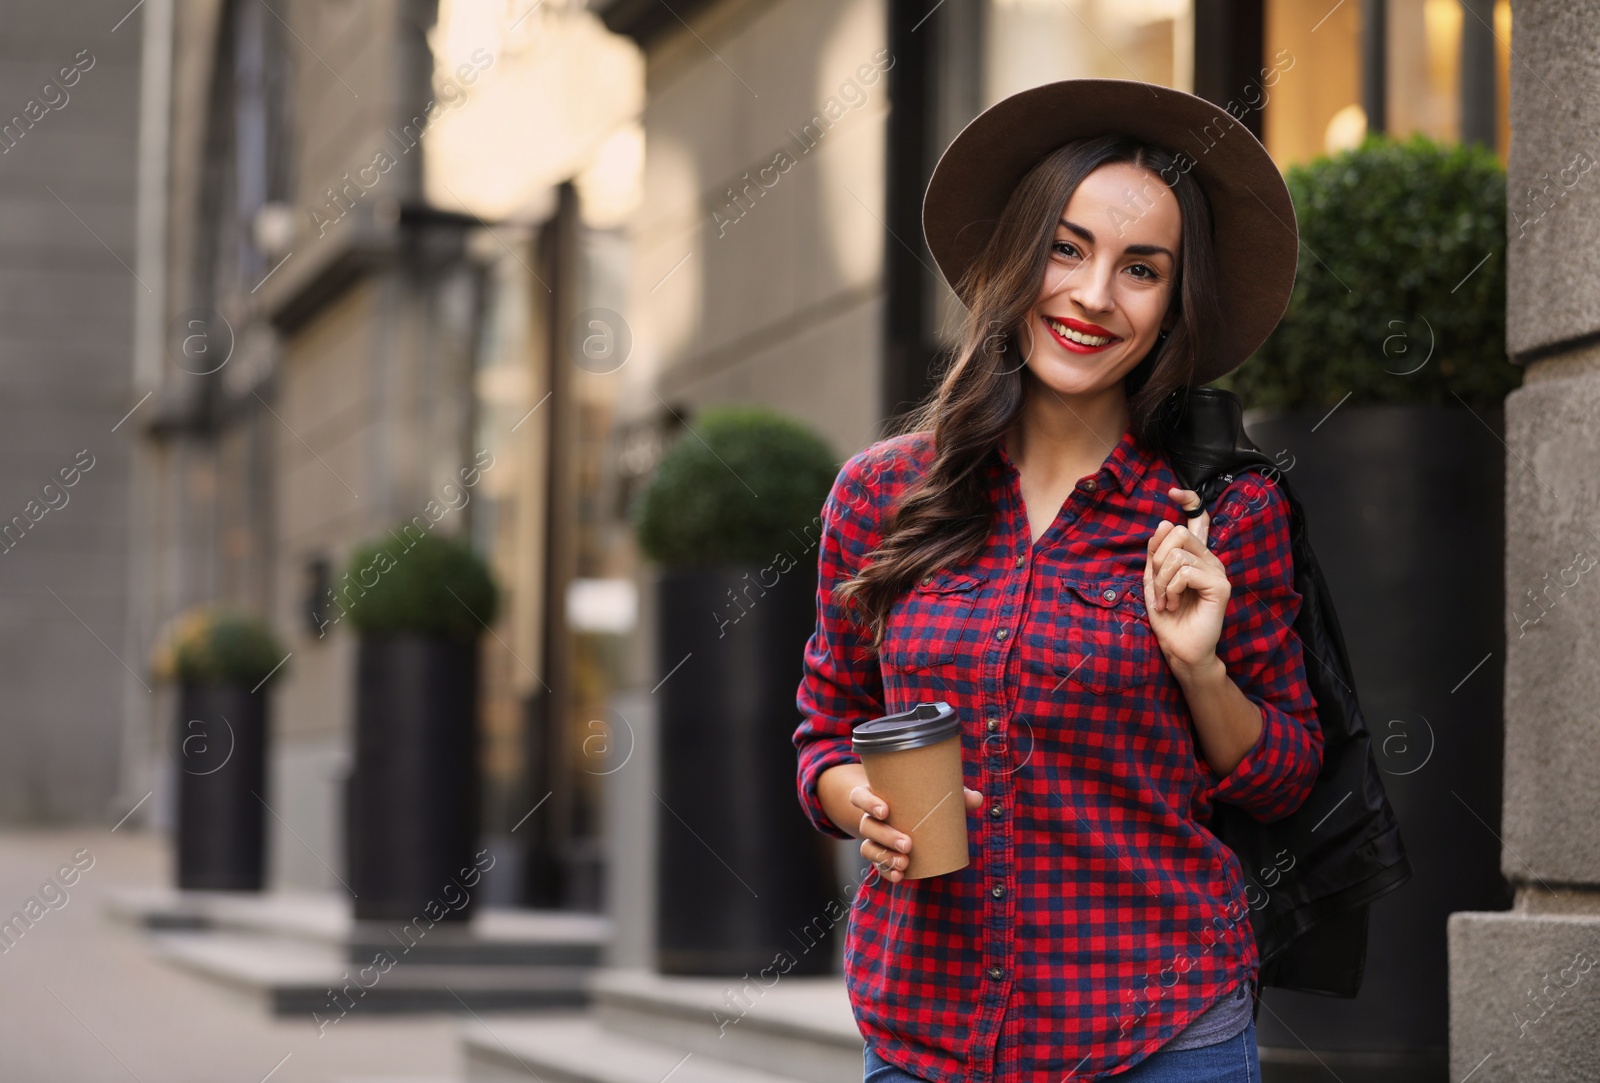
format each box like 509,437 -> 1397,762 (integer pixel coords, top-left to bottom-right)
1159,980 -> 1253,1050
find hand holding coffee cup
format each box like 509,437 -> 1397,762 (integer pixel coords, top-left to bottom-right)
850,702 -> 979,880
849,776 -> 984,884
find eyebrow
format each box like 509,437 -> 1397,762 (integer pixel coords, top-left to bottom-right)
1059,218 -> 1175,261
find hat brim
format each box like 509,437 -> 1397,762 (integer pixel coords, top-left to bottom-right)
922,79 -> 1298,384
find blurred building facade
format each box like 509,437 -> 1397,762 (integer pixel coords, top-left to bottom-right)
0,1 -> 143,824
125,0 -> 643,910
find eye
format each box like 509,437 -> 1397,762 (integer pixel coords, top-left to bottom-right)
1127,263 -> 1161,281
1051,240 -> 1081,259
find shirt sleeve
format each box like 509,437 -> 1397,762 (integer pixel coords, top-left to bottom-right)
792,448 -> 891,840
1194,471 -> 1324,823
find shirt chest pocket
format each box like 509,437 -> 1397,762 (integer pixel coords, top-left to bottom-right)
881,571 -> 985,672
1051,574 -> 1160,695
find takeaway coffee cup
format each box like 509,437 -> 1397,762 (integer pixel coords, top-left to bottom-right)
851,701 -> 969,879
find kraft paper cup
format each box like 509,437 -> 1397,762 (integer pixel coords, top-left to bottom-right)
852,702 -> 969,879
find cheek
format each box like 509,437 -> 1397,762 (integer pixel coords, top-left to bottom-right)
1035,269 -> 1071,300
1119,288 -> 1171,337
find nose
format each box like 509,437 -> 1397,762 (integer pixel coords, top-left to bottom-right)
1061,256 -> 1115,317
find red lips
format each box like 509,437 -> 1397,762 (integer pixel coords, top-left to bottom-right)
1049,315 -> 1119,339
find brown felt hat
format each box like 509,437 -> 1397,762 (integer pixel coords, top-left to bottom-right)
922,78 -> 1298,384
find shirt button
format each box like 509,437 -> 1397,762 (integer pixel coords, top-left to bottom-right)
995,628 -> 1008,641
1102,588 -> 1117,602
920,575 -> 932,586
1014,553 -> 1025,569
986,718 -> 998,732
988,966 -> 1004,980
989,803 -> 1003,819
1082,478 -> 1097,491
991,884 -> 1004,898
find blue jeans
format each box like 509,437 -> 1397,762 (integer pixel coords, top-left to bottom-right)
863,1017 -> 1259,1082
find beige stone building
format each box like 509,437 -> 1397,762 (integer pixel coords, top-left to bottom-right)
128,0 -> 643,909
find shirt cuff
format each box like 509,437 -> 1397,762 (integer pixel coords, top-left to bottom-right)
1198,693 -> 1320,823
797,738 -> 863,840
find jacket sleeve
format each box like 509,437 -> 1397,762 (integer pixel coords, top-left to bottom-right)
1194,472 -> 1324,823
793,449 -> 891,840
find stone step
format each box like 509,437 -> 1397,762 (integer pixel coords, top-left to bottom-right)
589,968 -> 862,1083
106,886 -> 609,966
149,930 -> 593,1017
461,1014 -> 841,1083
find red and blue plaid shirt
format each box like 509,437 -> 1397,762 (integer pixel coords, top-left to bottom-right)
793,423 -> 1323,1082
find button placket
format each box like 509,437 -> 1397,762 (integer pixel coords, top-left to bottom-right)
983,719 -> 1013,1024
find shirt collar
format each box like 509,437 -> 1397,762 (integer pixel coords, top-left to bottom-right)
995,419 -> 1153,496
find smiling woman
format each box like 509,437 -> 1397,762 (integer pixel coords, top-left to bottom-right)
839,132 -> 1221,621
794,79 -> 1317,1083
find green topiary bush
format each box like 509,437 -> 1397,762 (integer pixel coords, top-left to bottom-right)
342,529 -> 500,643
1215,133 -> 1521,411
633,405 -> 839,569
154,607 -> 289,689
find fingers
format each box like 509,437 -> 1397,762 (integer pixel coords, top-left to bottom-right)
858,819 -> 912,882
1148,489 -> 1209,568
1166,486 -> 1210,546
861,835 -> 911,882
1152,546 -> 1199,611
1153,547 -> 1205,611
848,782 -> 888,822
1152,551 -> 1229,612
851,785 -> 985,884
1147,489 -> 1221,611
850,783 -> 912,882
1148,518 -> 1205,574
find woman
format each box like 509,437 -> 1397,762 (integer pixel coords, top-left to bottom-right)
793,80 -> 1322,1082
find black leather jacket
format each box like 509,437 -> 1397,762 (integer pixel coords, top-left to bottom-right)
1161,387 -> 1412,1000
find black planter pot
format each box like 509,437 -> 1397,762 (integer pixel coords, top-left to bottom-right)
175,682 -> 269,891
655,563 -> 841,976
1243,404 -> 1511,1082
348,634 -> 481,922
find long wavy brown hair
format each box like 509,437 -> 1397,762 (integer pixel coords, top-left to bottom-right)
838,135 -> 1223,647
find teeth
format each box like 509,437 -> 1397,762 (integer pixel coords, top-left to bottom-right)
1046,317 -> 1114,347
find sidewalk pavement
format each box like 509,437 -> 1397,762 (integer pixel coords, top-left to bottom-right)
0,826 -> 465,1082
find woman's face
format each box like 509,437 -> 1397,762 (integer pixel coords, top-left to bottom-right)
1021,160 -> 1182,397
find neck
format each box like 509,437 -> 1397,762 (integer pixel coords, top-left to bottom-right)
1006,373 -> 1130,476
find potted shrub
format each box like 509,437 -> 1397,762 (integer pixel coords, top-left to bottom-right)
153,607 -> 288,891
1210,133 -> 1519,1072
633,404 -> 843,975
341,529 -> 499,922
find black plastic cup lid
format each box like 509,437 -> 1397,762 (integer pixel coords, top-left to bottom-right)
852,701 -> 960,755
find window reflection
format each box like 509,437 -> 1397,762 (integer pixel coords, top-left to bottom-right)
981,0 -> 1511,173
984,0 -> 1195,107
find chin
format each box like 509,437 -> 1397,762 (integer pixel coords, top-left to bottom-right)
1030,349 -> 1131,395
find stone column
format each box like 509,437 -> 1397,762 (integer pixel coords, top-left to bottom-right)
1448,3 -> 1600,1079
